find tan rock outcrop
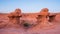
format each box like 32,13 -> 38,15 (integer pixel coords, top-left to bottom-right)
0,8 -> 60,34
7,8 -> 22,26
37,8 -> 50,26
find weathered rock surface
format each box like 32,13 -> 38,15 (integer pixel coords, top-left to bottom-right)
0,8 -> 60,34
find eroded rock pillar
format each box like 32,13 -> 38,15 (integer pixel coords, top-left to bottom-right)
37,8 -> 49,25
8,8 -> 22,25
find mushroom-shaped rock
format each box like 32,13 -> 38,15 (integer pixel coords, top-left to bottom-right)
39,8 -> 49,16
13,8 -> 22,16
7,8 -> 22,26
8,8 -> 22,17
15,8 -> 21,13
37,8 -> 50,26
37,8 -> 49,20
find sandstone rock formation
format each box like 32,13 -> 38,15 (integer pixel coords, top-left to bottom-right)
39,8 -> 49,16
36,8 -> 50,27
7,8 -> 22,27
0,8 -> 60,34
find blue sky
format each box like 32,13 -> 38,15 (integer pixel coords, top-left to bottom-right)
0,0 -> 60,13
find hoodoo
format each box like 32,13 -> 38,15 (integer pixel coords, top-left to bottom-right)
8,8 -> 22,26
37,8 -> 49,25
